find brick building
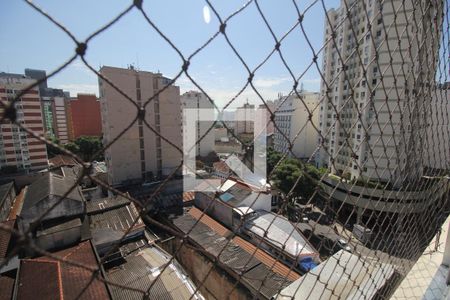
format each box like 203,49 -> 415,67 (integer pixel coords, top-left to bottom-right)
67,94 -> 102,140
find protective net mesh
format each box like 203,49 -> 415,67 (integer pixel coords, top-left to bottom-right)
0,0 -> 449,299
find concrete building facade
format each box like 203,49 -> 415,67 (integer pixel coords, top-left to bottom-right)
235,103 -> 255,135
25,69 -> 70,144
68,94 -> 102,140
273,92 -> 320,159
424,83 -> 450,171
99,66 -> 182,186
181,91 -> 215,157
256,101 -> 275,135
0,73 -> 48,172
317,0 -> 442,184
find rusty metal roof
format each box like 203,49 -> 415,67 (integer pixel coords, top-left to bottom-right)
48,154 -> 79,168
0,219 -> 15,260
0,274 -> 15,300
7,186 -> 26,221
172,212 -> 294,298
233,236 -> 300,281
188,207 -> 231,237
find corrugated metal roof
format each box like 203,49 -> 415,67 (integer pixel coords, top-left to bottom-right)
89,201 -> 143,234
172,212 -> 295,298
48,154 -> 79,168
243,211 -> 318,258
242,263 -> 292,299
7,186 -> 26,220
0,182 -> 13,207
0,219 -> 15,259
233,236 -> 300,281
22,173 -> 82,210
0,274 -> 15,300
107,246 -> 200,300
86,196 -> 130,214
188,207 -> 231,237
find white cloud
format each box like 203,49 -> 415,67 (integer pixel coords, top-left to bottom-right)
302,78 -> 321,84
253,77 -> 290,88
55,84 -> 98,97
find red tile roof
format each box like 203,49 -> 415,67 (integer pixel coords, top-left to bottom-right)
182,191 -> 195,204
213,161 -> 230,173
17,260 -> 62,300
16,241 -> 109,300
188,207 -> 231,237
233,236 -> 301,281
49,154 -> 79,168
0,220 -> 15,259
0,275 -> 15,300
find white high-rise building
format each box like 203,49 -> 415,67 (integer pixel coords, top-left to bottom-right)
181,91 -> 215,157
99,66 -> 182,185
273,92 -> 320,159
317,0 -> 442,185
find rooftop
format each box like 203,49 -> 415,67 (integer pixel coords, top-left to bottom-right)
106,245 -> 202,300
0,220 -> 15,260
86,195 -> 130,214
276,250 -> 397,300
173,207 -> 298,298
48,154 -> 80,169
243,211 -> 318,259
16,240 -> 109,300
7,186 -> 26,220
88,196 -> 145,255
0,182 -> 14,207
21,172 -> 84,212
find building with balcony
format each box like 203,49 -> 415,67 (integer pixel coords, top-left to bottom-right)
316,0 -> 442,185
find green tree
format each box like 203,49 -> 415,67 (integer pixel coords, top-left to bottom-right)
76,136 -> 103,161
46,137 -> 63,158
64,136 -> 103,161
270,153 -> 324,203
267,147 -> 283,174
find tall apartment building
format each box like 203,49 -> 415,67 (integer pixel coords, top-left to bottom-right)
424,83 -> 450,171
273,92 -> 320,159
181,91 -> 215,157
67,94 -> 102,140
99,66 -> 182,185
317,0 -> 442,184
256,101 -> 275,135
25,69 -> 69,144
0,73 -> 48,172
235,103 -> 255,134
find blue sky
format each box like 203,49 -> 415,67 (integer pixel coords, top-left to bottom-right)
0,0 -> 339,108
